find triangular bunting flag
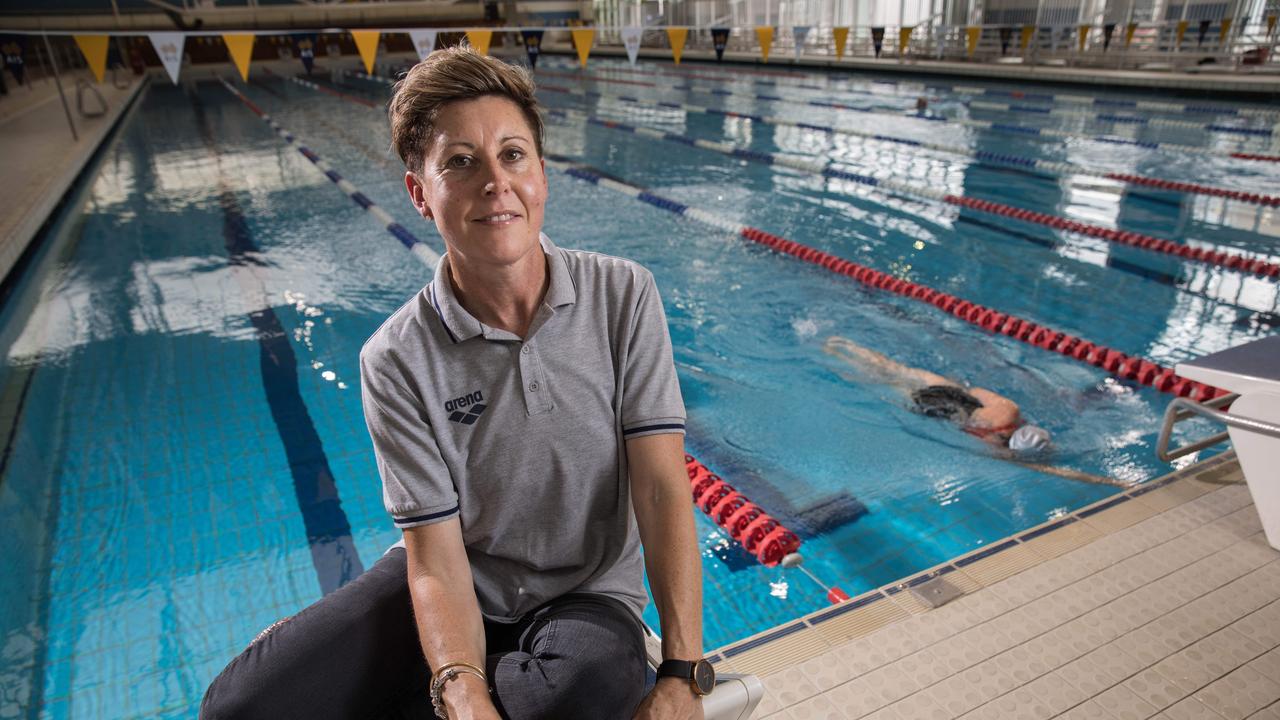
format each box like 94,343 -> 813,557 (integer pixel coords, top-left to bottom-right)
871,27 -> 885,57
1020,25 -> 1035,50
898,26 -> 913,55
1219,17 -> 1232,42
465,30 -> 493,55
1176,20 -> 1189,47
1197,19 -> 1210,45
1078,25 -> 1090,51
147,32 -> 184,84
521,30 -> 544,67
2,36 -> 27,85
833,27 -> 849,59
222,34 -> 255,81
73,35 -> 109,83
408,29 -> 439,61
351,31 -> 380,74
999,26 -> 1013,54
571,29 -> 594,66
1125,22 -> 1138,47
1269,15 -> 1278,36
793,25 -> 810,58
711,28 -> 730,61
756,26 -> 774,62
1103,23 -> 1116,50
621,26 -> 642,65
966,26 -> 981,55
666,27 -> 688,64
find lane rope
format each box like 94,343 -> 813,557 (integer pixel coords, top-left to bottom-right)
544,154 -> 1227,401
544,108 -> 1279,278
218,77 -> 440,267
537,82 -> 1280,207
687,454 -> 802,568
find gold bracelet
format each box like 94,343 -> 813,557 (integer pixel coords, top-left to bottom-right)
429,662 -> 488,720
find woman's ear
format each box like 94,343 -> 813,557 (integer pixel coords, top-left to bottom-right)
404,171 -> 433,220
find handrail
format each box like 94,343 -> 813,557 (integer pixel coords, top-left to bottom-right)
1156,393 -> 1280,462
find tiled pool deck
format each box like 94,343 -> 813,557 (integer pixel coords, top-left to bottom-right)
706,451 -> 1280,719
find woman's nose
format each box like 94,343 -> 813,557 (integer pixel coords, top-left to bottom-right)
481,161 -> 511,195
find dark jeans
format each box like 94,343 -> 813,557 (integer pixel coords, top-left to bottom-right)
200,548 -> 648,720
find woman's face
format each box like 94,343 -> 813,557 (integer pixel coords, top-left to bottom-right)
406,95 -> 547,272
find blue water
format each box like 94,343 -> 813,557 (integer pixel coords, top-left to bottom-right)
1,53 -> 1277,718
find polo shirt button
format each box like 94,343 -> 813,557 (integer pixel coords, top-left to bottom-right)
529,382 -> 539,392
521,345 -> 531,355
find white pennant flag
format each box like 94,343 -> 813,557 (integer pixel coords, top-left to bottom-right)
621,26 -> 642,66
407,29 -> 439,61
792,25 -> 811,58
147,32 -> 185,84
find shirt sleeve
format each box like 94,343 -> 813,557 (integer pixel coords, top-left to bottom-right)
620,270 -> 686,439
360,348 -> 460,529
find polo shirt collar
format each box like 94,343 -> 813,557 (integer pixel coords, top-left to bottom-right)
429,233 -> 577,344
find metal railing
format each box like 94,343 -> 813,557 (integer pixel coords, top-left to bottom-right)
1156,393 -> 1280,463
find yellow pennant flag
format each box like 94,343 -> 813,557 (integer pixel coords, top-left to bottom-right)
756,26 -> 774,62
465,30 -> 493,55
1269,15 -> 1278,35
1125,22 -> 1138,47
1078,24 -> 1090,51
1219,17 -> 1232,42
571,29 -> 595,66
351,31 -> 381,74
1020,25 -> 1035,50
222,34 -> 255,81
898,26 -> 914,54
666,27 -> 688,64
965,26 -> 981,55
833,27 -> 849,59
1176,19 -> 1189,46
73,35 -> 109,83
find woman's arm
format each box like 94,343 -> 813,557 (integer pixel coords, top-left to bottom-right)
403,519 -> 501,720
626,432 -> 705,720
824,336 -> 955,389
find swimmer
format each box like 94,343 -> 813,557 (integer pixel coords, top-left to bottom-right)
824,336 -> 1131,487
915,96 -> 928,112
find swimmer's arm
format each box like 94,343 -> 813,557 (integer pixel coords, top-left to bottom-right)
1011,460 -> 1133,488
404,519 -> 501,720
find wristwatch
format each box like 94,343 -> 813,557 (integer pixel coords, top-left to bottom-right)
656,658 -> 716,696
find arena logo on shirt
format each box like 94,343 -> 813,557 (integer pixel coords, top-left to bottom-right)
445,390 -> 487,425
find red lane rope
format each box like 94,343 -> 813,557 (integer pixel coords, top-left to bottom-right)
729,225 -> 1228,402
1103,173 -> 1280,207
686,454 -> 801,567
1231,152 -> 1280,162
941,195 -> 1280,278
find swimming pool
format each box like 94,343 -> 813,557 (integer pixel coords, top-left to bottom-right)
1,53 -> 1277,718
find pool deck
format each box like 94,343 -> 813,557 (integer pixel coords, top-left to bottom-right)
0,69 -> 144,286
709,452 -> 1280,719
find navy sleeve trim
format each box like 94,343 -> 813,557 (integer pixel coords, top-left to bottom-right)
393,505 -> 460,527
623,422 -> 686,436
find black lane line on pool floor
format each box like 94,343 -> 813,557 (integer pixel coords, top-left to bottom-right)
191,87 -> 364,595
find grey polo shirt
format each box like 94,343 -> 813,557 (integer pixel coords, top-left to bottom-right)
359,234 -> 685,623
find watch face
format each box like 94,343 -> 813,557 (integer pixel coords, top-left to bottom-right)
693,660 -> 716,695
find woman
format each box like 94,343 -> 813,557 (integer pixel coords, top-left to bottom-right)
202,47 -> 708,720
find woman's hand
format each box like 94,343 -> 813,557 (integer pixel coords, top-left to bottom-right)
632,677 -> 705,720
442,674 -> 502,720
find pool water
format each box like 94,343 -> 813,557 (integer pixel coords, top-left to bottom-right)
1,53 -> 1277,718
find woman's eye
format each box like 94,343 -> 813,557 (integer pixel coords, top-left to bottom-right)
504,148 -> 525,161
447,156 -> 472,169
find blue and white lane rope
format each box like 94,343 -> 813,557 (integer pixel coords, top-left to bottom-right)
538,57 -> 1280,121
538,84 -> 1280,206
961,99 -> 1273,136
511,69 -> 1280,161
544,108 -> 1279,277
218,78 -> 441,268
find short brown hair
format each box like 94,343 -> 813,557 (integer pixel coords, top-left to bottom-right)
388,46 -> 544,172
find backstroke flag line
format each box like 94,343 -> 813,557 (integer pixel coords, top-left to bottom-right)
466,30 -> 493,55
351,30 -> 380,74
521,30 -> 543,67
74,35 -> 109,83
621,26 -> 642,65
712,27 -> 729,60
147,32 -> 184,84
571,28 -> 594,66
667,27 -> 688,64
833,27 -> 849,59
792,25 -> 810,58
222,34 -> 255,81
756,26 -> 774,62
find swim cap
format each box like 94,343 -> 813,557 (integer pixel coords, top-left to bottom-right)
1008,425 -> 1051,452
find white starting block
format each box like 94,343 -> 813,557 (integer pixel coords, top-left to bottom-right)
643,627 -> 764,720
1158,335 -> 1280,550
